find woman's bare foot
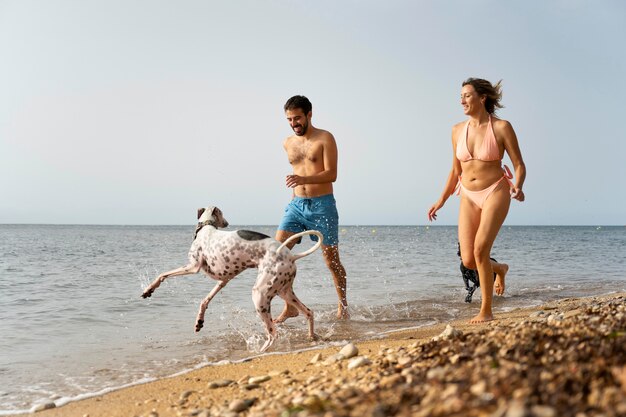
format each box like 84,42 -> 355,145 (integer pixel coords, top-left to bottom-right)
469,312 -> 494,323
494,263 -> 509,296
273,306 -> 299,323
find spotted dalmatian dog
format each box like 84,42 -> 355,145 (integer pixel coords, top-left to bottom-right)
141,206 -> 322,352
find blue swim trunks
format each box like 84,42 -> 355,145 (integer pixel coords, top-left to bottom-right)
278,194 -> 339,246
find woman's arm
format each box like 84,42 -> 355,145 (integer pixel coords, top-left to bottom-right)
500,120 -> 526,201
428,126 -> 463,221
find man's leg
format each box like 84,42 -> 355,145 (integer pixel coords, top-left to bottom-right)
322,244 -> 349,319
274,230 -> 300,323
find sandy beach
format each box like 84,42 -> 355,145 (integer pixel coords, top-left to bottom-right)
20,293 -> 626,417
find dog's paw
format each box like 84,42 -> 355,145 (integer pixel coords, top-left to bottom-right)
195,320 -> 204,332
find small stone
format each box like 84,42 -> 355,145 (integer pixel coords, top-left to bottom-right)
505,400 -> 528,417
433,324 -> 462,341
243,383 -> 260,390
530,405 -> 557,417
302,395 -> 324,411
564,308 -> 583,318
380,374 -> 404,388
385,354 -> 398,364
323,353 -> 345,365
339,343 -> 359,359
229,398 -> 256,412
208,379 -> 234,389
291,396 -> 306,406
31,402 -> 56,412
180,390 -> 194,400
470,380 -> 487,396
268,369 -> 288,377
397,356 -> 412,366
347,356 -> 371,369
248,375 -> 271,384
310,352 -> 323,364
426,367 -> 446,380
306,375 -> 320,384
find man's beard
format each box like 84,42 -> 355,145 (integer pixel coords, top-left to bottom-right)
293,121 -> 308,136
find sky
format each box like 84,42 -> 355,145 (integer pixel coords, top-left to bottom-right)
1,0 -> 625,226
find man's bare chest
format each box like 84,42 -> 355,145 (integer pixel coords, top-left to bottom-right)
287,141 -> 323,165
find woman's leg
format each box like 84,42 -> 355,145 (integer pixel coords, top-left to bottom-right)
458,195 -> 481,271
470,183 -> 511,323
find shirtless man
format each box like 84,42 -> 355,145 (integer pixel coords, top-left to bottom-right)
274,95 -> 349,322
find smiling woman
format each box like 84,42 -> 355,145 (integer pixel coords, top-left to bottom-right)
428,78 -> 527,324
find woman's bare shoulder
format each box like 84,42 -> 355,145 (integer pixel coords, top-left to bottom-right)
491,116 -> 513,129
451,120 -> 466,135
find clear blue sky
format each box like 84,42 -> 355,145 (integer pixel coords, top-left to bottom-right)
1,0 -> 625,225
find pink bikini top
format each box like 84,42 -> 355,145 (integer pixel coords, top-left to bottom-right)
456,115 -> 501,162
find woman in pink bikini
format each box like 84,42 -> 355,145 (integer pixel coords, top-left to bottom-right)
428,78 -> 526,323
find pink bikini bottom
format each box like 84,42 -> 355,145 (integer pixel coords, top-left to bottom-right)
457,165 -> 513,209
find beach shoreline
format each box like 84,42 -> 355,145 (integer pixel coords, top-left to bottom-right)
13,292 -> 626,417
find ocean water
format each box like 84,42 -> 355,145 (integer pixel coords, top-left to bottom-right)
0,224 -> 624,414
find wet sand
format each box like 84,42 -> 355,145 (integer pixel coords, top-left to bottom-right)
23,293 -> 626,417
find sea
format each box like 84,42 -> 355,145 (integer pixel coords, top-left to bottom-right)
0,224 -> 624,414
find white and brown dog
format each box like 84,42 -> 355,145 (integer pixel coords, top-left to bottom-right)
141,206 -> 322,352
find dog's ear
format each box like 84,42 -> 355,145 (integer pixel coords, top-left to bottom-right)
197,208 -> 206,220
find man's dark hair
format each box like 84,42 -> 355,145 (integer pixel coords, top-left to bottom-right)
284,95 -> 312,114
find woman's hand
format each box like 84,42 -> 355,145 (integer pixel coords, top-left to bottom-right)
510,187 -> 525,202
428,200 -> 444,221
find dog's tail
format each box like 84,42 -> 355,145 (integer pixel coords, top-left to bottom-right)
277,230 -> 324,261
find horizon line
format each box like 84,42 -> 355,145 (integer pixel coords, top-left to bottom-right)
1,223 -> 624,227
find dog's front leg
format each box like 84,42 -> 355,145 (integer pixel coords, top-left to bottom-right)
141,262 -> 202,298
195,281 -> 227,332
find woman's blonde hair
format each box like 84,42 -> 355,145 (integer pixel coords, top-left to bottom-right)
462,78 -> 504,114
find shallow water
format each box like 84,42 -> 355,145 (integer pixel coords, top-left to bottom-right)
0,225 -> 624,413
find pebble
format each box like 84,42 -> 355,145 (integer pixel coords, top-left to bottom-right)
531,405 -> 557,417
268,369 -> 288,376
432,324 -> 462,341
248,375 -> 271,384
347,356 -> 371,369
179,390 -> 194,400
339,343 -> 359,359
323,353 -> 345,365
310,352 -> 323,364
302,394 -> 324,411
380,373 -> 404,388
228,398 -> 256,412
564,308 -> 583,318
207,379 -> 234,389
31,402 -> 56,412
397,356 -> 412,366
